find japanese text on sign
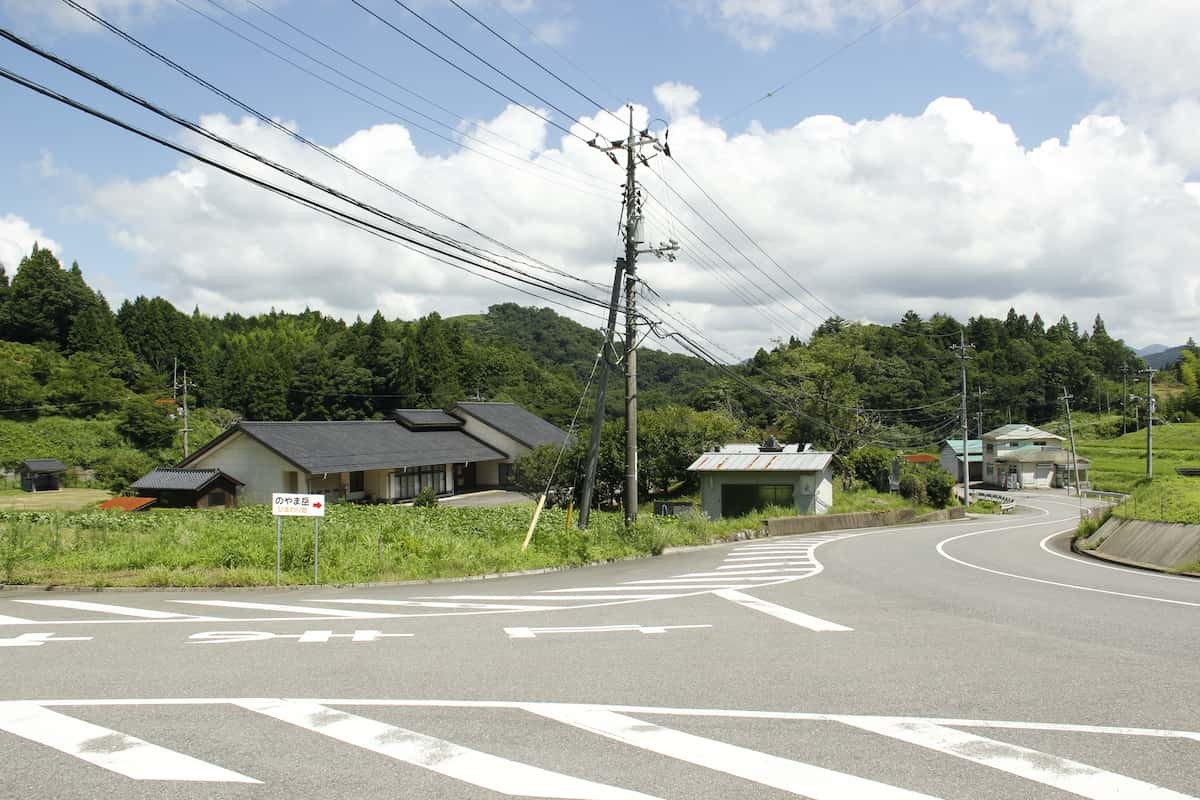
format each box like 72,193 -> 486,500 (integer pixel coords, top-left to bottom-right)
271,492 -> 326,517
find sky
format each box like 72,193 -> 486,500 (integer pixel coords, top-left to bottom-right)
0,0 -> 1198,358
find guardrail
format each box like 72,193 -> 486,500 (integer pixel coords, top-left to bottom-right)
968,490 -> 1016,513
1074,488 -> 1129,504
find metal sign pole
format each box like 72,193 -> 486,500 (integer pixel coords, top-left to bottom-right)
314,518 -> 320,584
275,516 -> 282,587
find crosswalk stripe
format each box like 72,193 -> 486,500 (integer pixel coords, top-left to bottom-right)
838,717 -> 1196,800
624,577 -> 781,584
526,705 -> 942,800
542,585 -> 733,593
724,555 -> 812,562
677,569 -> 810,577
171,600 -> 393,618
320,598 -> 558,611
14,599 -> 208,619
0,614 -> 35,624
716,562 -> 812,570
236,699 -> 660,799
0,702 -> 258,782
417,594 -> 667,602
713,589 -> 852,631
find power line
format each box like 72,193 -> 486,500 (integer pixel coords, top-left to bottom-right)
724,0 -> 926,122
0,64 -> 617,321
667,155 -> 838,319
56,0 -> 606,294
350,0 -> 595,147
173,0 -> 611,199
444,0 -> 624,129
219,0 -> 615,193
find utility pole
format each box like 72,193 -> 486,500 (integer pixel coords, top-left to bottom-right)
580,108 -> 676,525
577,259 -> 624,529
951,331 -> 974,506
1060,388 -> 1081,500
1120,364 -> 1129,435
1139,368 -> 1157,478
975,386 -> 985,441
180,368 -> 191,458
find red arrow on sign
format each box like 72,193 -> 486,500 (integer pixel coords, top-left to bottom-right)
312,502 -> 322,509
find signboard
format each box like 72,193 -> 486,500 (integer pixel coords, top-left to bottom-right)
271,492 -> 326,517
889,457 -> 901,493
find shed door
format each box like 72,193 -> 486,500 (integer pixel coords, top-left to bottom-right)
721,484 -> 794,519
1035,463 -> 1052,484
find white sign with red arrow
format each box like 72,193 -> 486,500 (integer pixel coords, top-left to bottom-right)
271,492 -> 326,517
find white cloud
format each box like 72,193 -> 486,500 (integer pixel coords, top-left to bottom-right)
0,214 -> 60,274
654,82 -> 702,120
77,86 -> 1200,355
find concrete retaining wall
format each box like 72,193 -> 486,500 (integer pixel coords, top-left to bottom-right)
1080,517 -> 1200,573
763,506 -> 964,536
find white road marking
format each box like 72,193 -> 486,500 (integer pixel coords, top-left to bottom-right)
321,598 -> 556,610
504,624 -> 711,639
14,599 -> 211,619
713,589 -> 852,631
419,594 -> 669,602
838,716 -> 1196,800
677,569 -> 811,577
187,629 -> 414,644
624,576 -> 776,584
936,527 -> 1200,607
527,705 -> 942,800
236,699 -> 660,799
171,600 -> 395,617
723,555 -> 814,562
541,585 -> 743,592
0,702 -> 259,782
716,562 -> 812,570
0,613 -> 35,624
0,632 -> 92,647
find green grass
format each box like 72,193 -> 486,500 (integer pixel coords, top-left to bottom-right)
828,486 -> 916,514
0,488 -> 112,511
1077,423 -> 1200,524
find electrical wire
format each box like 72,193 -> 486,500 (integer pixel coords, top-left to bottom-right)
350,0 -> 595,147
724,0 -> 926,122
56,0 -> 606,294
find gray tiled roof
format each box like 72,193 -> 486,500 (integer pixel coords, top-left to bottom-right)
131,468 -> 240,491
237,421 -> 507,473
390,409 -> 464,430
21,459 -> 67,473
451,402 -> 568,449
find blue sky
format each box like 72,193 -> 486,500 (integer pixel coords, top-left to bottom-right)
1,0 -> 1197,353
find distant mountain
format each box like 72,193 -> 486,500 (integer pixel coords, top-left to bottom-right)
1142,345 -> 1187,369
1136,344 -> 1170,357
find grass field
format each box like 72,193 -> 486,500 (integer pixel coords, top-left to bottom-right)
0,488 -> 112,512
1077,423 -> 1200,524
0,488 -> 925,588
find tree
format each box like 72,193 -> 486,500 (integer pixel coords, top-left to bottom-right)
0,245 -> 93,348
117,395 -> 177,451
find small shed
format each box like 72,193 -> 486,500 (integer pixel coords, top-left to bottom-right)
130,468 -> 243,508
687,439 -> 834,520
20,459 -> 66,492
939,439 -> 983,483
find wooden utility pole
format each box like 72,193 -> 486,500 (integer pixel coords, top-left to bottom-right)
1140,368 -> 1156,478
580,108 -> 676,526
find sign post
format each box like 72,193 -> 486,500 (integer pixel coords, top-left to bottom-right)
271,493 -> 327,587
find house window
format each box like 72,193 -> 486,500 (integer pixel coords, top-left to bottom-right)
986,443 -> 994,453
392,466 -> 447,500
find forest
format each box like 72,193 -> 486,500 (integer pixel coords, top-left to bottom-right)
1,243 -> 1196,494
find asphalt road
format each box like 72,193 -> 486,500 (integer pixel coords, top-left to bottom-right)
3,492 -> 1198,799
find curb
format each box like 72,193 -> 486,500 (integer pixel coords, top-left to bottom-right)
1070,537 -> 1200,579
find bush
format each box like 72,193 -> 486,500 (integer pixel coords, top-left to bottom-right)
412,486 -> 439,508
924,468 -> 956,508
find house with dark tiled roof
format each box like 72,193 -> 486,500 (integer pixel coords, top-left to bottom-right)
165,402 -> 566,506
130,468 -> 244,508
20,459 -> 66,492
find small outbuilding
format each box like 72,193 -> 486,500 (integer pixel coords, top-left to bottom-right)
940,439 -> 983,483
130,468 -> 244,508
19,459 -> 66,492
687,438 -> 834,520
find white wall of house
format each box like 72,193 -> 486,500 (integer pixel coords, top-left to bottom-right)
188,432 -> 296,506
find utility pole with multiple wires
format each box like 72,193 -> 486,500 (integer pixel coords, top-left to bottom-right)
1121,364 -> 1129,435
1060,388 -> 1081,500
1139,368 -> 1157,478
578,107 -> 676,525
951,332 -> 975,506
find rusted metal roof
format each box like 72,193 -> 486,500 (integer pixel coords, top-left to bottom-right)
98,496 -> 157,512
687,451 -> 833,472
